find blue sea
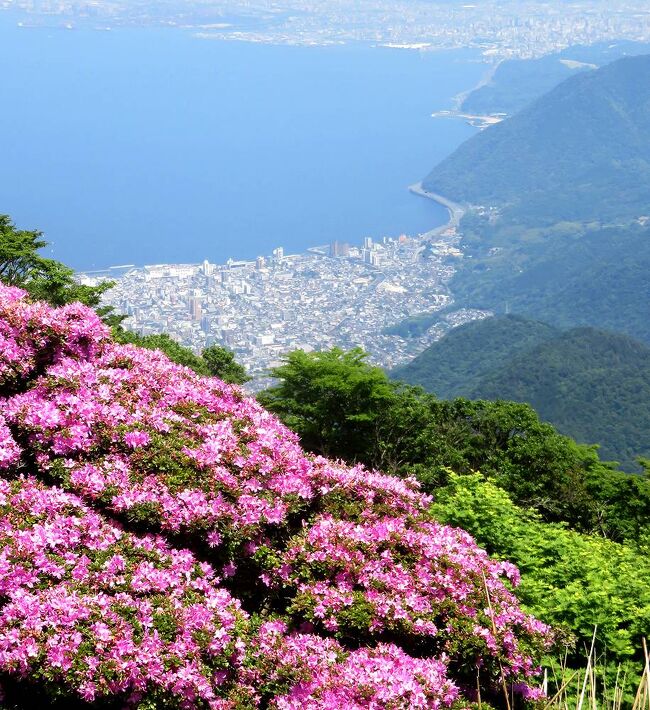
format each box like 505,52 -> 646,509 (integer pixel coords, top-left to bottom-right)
0,15 -> 483,270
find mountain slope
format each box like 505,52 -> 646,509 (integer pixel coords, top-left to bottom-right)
461,41 -> 650,117
425,54 -> 650,225
391,315 -> 559,397
393,319 -> 650,470
419,54 -> 650,344
451,219 -> 650,344
470,328 -> 650,469
461,54 -> 591,117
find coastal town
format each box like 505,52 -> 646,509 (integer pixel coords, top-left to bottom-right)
3,0 -> 650,59
83,191 -> 490,387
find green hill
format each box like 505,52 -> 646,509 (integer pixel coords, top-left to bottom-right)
391,314 -> 559,397
461,54 -> 590,117
393,319 -> 650,470
461,41 -> 650,117
471,327 -> 650,469
416,54 -> 650,344
425,54 -> 650,225
451,217 -> 650,344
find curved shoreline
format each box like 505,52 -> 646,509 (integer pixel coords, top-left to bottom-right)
408,182 -> 465,238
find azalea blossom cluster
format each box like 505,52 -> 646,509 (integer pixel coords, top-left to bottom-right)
0,284 -> 553,708
0,476 -> 247,707
240,621 -> 460,708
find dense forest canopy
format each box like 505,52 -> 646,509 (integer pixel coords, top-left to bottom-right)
260,347 -> 650,541
449,218 -> 650,345
393,316 -> 650,470
392,315 -> 560,397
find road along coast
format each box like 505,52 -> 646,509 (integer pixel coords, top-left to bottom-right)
408,182 -> 466,239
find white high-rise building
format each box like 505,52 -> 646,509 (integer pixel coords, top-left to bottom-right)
201,260 -> 215,277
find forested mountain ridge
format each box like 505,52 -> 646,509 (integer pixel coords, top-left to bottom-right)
468,326 -> 650,468
424,53 -> 650,225
393,317 -> 650,470
450,218 -> 650,343
410,54 -> 650,346
391,314 -> 560,396
460,41 -> 650,117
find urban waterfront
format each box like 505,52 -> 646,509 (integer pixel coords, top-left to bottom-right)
84,200 -> 491,387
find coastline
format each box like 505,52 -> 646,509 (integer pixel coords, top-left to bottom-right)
408,182 -> 465,238
451,58 -> 502,110
81,186 -> 462,275
433,59 -> 505,130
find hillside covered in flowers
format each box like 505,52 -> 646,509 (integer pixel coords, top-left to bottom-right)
0,283 -> 554,708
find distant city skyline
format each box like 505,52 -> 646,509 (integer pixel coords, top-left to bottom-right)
85,228 -> 490,388
2,0 -> 650,57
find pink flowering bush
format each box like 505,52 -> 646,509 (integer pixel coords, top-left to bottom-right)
0,477 -> 247,708
238,621 -> 460,708
0,284 -> 554,708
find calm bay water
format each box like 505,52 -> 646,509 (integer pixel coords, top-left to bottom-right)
0,16 -> 483,269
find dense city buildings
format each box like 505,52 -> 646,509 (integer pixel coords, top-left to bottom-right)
3,0 -> 650,58
84,229 -> 490,388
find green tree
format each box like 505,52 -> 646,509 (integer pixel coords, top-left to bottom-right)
0,215 -> 48,285
429,398 -> 605,527
637,457 -> 650,476
258,348 -> 396,462
202,344 -> 250,384
259,347 -> 648,542
25,259 -> 115,313
430,473 -> 650,702
0,214 -> 115,314
584,464 -> 650,543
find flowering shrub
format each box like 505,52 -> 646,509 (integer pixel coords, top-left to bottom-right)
239,621 -> 460,709
0,477 -> 247,707
0,284 -> 553,707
